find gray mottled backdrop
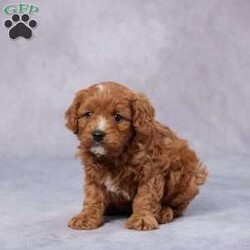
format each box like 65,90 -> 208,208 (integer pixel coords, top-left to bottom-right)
0,1 -> 250,249
0,0 -> 249,160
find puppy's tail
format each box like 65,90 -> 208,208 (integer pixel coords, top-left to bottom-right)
194,162 -> 208,185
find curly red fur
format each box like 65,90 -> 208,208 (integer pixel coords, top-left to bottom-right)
65,81 -> 208,231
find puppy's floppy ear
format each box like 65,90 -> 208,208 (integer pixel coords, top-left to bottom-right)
132,92 -> 155,136
64,89 -> 87,134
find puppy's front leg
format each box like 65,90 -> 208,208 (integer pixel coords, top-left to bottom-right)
68,181 -> 107,230
126,175 -> 165,231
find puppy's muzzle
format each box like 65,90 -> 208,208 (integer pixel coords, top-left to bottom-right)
92,130 -> 105,142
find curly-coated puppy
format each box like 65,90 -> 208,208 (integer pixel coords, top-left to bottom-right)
65,81 -> 208,231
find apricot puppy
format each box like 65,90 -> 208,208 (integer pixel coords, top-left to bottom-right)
65,82 -> 208,231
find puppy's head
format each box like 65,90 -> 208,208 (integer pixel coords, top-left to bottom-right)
65,82 -> 155,158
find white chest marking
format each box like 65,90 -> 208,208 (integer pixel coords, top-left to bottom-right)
104,176 -> 118,193
104,176 -> 130,200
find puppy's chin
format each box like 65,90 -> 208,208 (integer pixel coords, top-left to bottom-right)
90,144 -> 106,157
88,142 -> 126,158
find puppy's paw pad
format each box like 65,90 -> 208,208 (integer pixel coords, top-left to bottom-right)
126,214 -> 159,231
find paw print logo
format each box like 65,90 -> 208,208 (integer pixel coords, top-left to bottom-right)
4,14 -> 37,39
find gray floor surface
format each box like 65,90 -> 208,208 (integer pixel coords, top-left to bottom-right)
1,156 -> 250,250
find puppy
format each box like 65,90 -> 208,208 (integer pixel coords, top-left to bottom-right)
65,81 -> 208,231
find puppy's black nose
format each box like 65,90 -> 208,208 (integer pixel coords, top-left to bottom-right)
92,130 -> 105,142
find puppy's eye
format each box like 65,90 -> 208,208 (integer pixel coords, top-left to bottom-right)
114,114 -> 123,122
83,112 -> 92,119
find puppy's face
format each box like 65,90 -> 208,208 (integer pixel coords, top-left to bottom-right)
65,82 -> 155,158
77,85 -> 134,157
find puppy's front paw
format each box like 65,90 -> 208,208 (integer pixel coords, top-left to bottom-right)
68,213 -> 103,230
126,213 -> 159,231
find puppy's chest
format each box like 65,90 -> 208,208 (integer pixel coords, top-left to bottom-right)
102,173 -> 137,201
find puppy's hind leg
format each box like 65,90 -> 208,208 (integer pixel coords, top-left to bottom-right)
169,177 -> 199,218
172,201 -> 190,217
158,206 -> 174,224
